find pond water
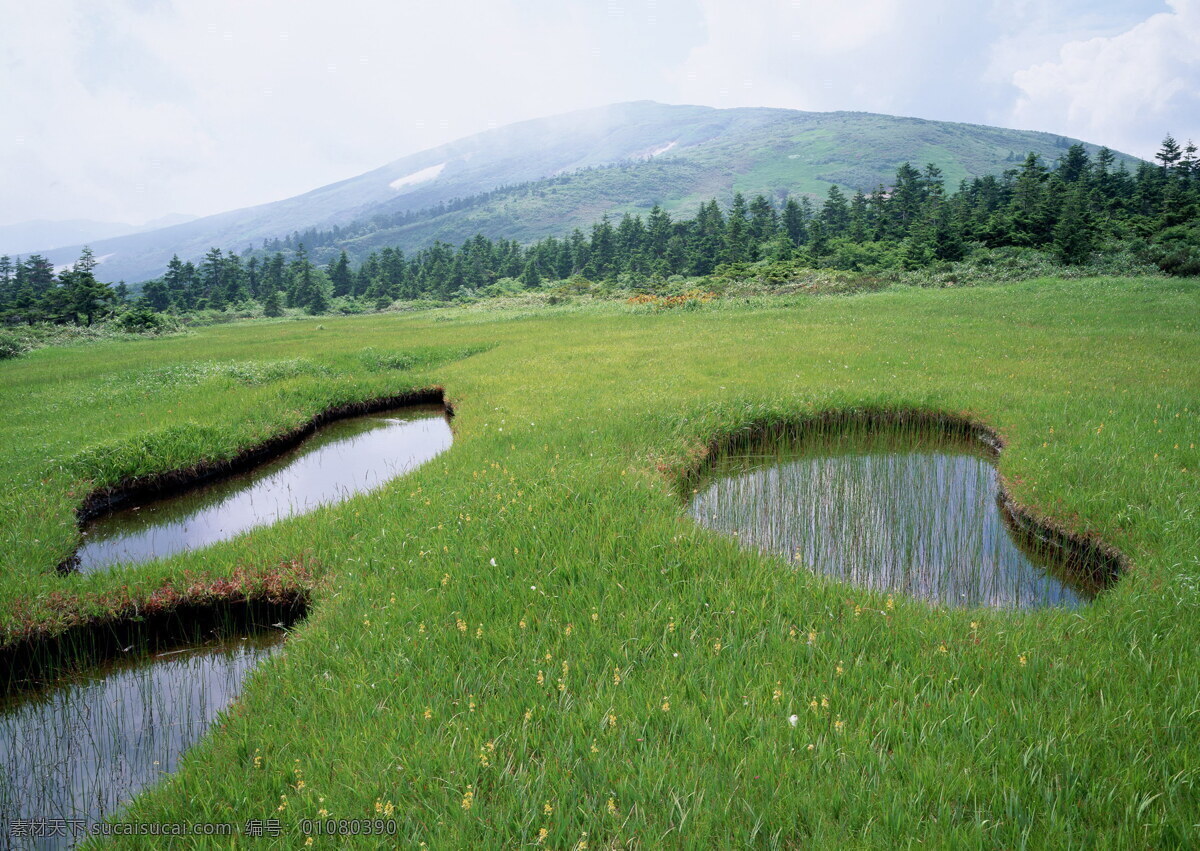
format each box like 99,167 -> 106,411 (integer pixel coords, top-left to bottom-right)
689,428 -> 1109,608
0,623 -> 287,848
73,406 -> 452,573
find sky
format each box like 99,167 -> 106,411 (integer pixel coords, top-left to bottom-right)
2,0 -> 1197,228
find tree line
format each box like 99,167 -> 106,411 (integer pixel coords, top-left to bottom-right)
1,135 -> 1197,325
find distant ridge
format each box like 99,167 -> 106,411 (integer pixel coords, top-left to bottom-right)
34,101 -> 1142,282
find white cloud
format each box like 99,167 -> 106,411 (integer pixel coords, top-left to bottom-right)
0,0 -> 698,226
669,0 -> 1005,117
1008,0 -> 1200,158
2,0 -> 1193,228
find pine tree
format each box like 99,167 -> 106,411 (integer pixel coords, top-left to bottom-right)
848,191 -> 869,243
821,186 -> 851,237
306,283 -> 329,315
1057,144 -> 1091,184
747,195 -> 778,244
201,248 -> 226,309
262,287 -> 283,317
1156,134 -> 1183,172
723,193 -> 752,263
521,260 -> 540,288
328,250 -> 353,297
782,198 -> 809,245
61,247 -> 114,326
1053,186 -> 1094,265
646,205 -> 673,261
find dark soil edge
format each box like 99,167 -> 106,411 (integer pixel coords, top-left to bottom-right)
57,386 -> 452,572
675,407 -> 1127,592
0,594 -> 309,697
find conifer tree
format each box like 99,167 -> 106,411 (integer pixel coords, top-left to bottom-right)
262,287 -> 283,317
1053,186 -> 1094,265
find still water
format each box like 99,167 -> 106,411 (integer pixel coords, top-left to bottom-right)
689,429 -> 1109,608
74,406 -> 452,572
0,627 -> 285,848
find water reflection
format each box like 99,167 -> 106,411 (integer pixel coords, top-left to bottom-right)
75,406 -> 452,572
689,430 -> 1105,608
0,629 -> 283,848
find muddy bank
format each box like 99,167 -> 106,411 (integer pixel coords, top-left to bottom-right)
1,592 -> 309,696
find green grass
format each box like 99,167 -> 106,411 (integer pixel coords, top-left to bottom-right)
1,276 -> 1198,847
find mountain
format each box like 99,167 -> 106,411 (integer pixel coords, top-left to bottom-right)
0,219 -> 144,256
0,215 -> 198,258
35,102 -> 1142,282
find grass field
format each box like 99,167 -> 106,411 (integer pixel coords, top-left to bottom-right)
1,276 -> 1198,847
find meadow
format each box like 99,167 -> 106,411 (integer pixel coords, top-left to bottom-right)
0,275 -> 1197,847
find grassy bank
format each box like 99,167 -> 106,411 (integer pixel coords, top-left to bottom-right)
0,276 -> 1197,847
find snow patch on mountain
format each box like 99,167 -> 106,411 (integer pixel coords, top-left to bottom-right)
389,162 -> 446,190
640,140 -> 678,158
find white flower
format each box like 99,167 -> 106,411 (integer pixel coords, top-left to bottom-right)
788,715 -> 799,727
489,558 -> 497,566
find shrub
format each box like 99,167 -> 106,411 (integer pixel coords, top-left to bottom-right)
114,305 -> 178,334
0,331 -> 27,360
1144,223 -> 1200,276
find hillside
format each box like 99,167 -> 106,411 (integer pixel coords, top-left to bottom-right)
36,102 -> 1142,282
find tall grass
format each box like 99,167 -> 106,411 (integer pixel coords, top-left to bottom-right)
0,276 -> 1196,847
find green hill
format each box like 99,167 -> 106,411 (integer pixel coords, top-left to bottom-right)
38,102 -> 1141,281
